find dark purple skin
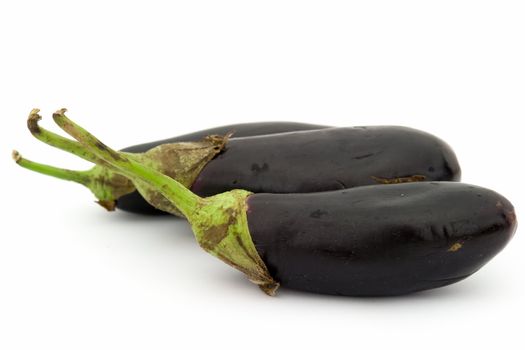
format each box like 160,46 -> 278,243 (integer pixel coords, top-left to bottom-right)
247,182 -> 517,296
191,126 -> 461,196
121,122 -> 327,153
118,122 -> 327,214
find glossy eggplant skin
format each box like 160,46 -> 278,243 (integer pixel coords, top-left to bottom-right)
121,122 -> 327,153
247,182 -> 516,296
191,126 -> 461,197
118,122 -> 327,214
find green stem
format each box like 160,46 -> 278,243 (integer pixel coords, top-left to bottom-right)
52,110 -> 202,218
28,108 -> 102,165
50,108 -> 278,294
13,150 -> 91,185
12,150 -> 136,211
24,109 -> 139,210
25,109 -> 230,216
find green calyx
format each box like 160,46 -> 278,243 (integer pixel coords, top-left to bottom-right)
192,190 -> 278,295
17,109 -> 228,214
128,136 -> 228,215
16,108 -> 278,295
13,151 -> 134,210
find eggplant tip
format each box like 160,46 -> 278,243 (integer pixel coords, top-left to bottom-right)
96,200 -> 117,212
258,281 -> 280,296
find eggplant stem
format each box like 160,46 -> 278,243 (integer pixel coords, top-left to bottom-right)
12,149 -> 135,210
52,109 -> 202,218
24,109 -> 224,216
28,108 -> 103,165
13,150 -> 91,185
23,109 -> 140,209
50,109 -> 278,293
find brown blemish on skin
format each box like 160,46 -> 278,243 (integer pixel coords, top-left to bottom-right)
372,175 -> 427,184
372,175 -> 426,184
504,209 -> 517,226
496,201 -> 517,227
448,242 -> 463,252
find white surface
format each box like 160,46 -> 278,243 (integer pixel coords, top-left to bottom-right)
1,1 -> 524,349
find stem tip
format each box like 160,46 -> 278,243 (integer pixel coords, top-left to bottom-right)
53,108 -> 68,118
28,109 -> 43,134
12,150 -> 21,163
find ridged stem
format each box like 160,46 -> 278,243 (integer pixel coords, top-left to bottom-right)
27,109 -> 102,164
52,109 -> 202,218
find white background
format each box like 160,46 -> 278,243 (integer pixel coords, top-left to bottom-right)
1,1 -> 524,349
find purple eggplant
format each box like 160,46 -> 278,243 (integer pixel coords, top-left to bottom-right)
119,122 -> 327,214
21,110 -> 514,297
18,111 -> 460,216
190,126 -> 460,197
248,182 -> 516,296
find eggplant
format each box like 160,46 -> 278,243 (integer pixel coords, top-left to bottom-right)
190,126 -> 460,197
18,110 -> 461,216
121,125 -> 461,213
23,110 -> 515,297
248,182 -> 517,296
119,122 -> 327,214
